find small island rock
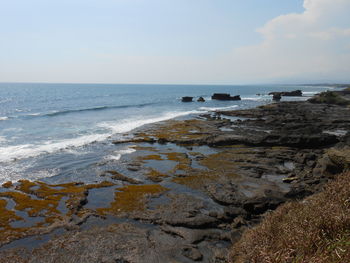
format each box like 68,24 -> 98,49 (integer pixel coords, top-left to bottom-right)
182,96 -> 193,102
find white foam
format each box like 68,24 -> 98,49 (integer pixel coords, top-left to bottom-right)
0,133 -> 111,163
99,110 -> 202,134
117,148 -> 137,155
0,110 -> 203,163
107,154 -> 122,161
242,97 -> 265,101
0,161 -> 59,184
0,116 -> 9,121
302,91 -> 318,96
199,105 -> 238,111
105,147 -> 137,161
303,91 -> 318,94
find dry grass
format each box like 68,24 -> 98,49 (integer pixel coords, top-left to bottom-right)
230,172 -> 350,263
308,91 -> 350,106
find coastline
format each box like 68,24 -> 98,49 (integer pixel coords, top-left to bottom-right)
0,89 -> 350,262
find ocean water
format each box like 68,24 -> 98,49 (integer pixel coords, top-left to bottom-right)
0,83 -> 334,184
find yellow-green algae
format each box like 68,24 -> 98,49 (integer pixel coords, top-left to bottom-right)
146,168 -> 168,182
133,119 -> 217,144
164,152 -> 192,172
173,171 -> 239,191
0,199 -> 23,227
171,148 -> 250,191
0,180 -> 115,246
2,181 -> 13,188
97,184 -> 168,215
140,154 -> 163,161
130,145 -> 158,152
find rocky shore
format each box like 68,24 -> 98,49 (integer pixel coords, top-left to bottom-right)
0,90 -> 349,262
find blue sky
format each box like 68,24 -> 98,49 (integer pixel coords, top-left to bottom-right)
0,0 -> 349,84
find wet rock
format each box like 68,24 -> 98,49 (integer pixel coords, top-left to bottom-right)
161,225 -> 229,244
243,191 -> 286,215
285,186 -> 314,199
132,194 -> 221,228
282,176 -> 298,183
182,246 -> 203,261
272,93 -> 281,101
101,171 -> 141,184
211,93 -> 241,101
269,90 -> 302,97
182,96 -> 193,102
206,183 -> 245,206
197,97 -> 205,102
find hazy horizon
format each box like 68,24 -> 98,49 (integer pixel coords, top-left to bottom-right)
1,0 -> 349,84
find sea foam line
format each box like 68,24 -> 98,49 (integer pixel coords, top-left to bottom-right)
98,110 -> 203,134
0,110 -> 203,163
0,134 -> 110,163
199,105 -> 238,111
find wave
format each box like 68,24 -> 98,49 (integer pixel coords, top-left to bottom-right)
241,97 -> 267,101
0,116 -> 9,121
0,161 -> 58,185
44,102 -> 156,117
6,102 -> 158,120
199,105 -> 238,111
302,91 -> 318,96
99,110 -> 203,134
0,110 -> 203,163
0,134 -> 110,163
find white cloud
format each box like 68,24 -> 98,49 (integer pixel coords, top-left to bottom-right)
95,0 -> 350,84
220,0 -> 350,83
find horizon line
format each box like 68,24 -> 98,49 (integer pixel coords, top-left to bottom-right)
0,81 -> 348,87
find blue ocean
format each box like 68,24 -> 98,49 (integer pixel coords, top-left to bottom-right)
0,83 -> 334,184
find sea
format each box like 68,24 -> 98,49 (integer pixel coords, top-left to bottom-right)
0,83 -> 336,185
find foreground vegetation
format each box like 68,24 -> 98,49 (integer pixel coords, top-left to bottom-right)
308,90 -> 350,106
230,172 -> 350,263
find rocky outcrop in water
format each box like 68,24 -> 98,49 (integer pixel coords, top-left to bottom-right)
211,93 -> 241,101
182,96 -> 193,102
197,97 -> 205,102
268,90 -> 302,97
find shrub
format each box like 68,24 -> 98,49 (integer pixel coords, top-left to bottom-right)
308,91 -> 350,106
230,172 -> 350,263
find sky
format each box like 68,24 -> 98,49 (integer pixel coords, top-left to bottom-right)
0,0 -> 349,84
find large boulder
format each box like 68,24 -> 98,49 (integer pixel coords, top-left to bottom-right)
269,90 -> 303,97
272,93 -> 281,101
197,97 -> 205,102
212,93 -> 241,101
181,96 -> 193,102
